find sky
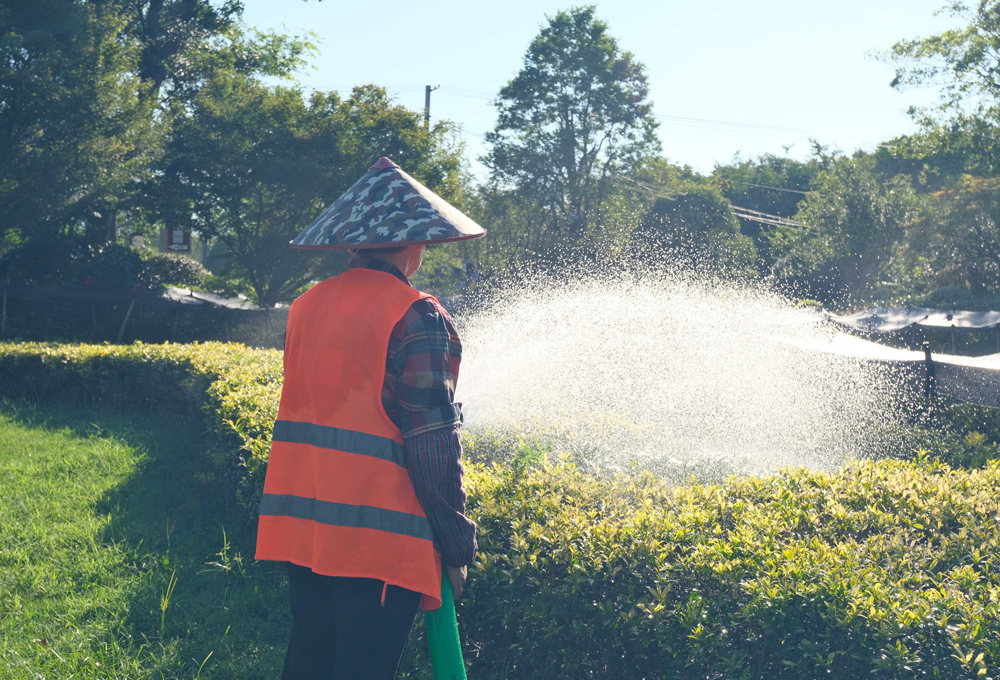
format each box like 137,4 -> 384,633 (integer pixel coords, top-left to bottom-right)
239,0 -> 962,176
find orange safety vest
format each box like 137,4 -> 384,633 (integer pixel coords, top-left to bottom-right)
255,267 -> 443,610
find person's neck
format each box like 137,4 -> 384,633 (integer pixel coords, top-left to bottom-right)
366,253 -> 408,277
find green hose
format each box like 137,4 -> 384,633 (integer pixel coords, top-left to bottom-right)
425,574 -> 467,680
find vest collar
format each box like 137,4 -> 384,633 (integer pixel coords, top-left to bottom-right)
348,256 -> 411,287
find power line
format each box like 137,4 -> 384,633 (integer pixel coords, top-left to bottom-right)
655,113 -> 870,141
437,86 -> 494,101
613,175 -> 667,194
307,83 -> 877,143
730,205 -> 810,230
439,89 -> 870,142
724,180 -> 815,196
616,177 -> 810,230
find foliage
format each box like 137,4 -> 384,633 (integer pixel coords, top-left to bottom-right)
0,0 -> 158,247
874,119 -> 1000,187
713,151 -> 831,274
435,455 -> 1000,679
481,5 -> 660,265
887,1 -> 1000,112
772,155 -> 920,305
909,400 -> 1000,468
931,175 -> 1000,297
883,2 -> 1000,191
409,245 -> 468,295
141,252 -> 210,288
0,0 -> 320,265
631,181 -> 758,276
0,239 -> 150,288
851,172 -> 1000,308
157,75 -> 461,306
0,239 -> 212,291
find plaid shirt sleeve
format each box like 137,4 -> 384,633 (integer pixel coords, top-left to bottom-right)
390,297 -> 477,568
404,427 -> 477,567
388,297 -> 464,437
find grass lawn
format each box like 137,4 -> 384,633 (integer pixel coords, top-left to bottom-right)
0,404 -> 290,679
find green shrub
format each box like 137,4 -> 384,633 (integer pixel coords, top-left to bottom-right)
907,400 -> 1000,469
142,252 -> 210,288
3,341 -> 1000,679
441,456 -> 1000,680
0,239 -> 150,287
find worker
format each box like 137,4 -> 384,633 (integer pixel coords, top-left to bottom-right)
255,157 -> 486,680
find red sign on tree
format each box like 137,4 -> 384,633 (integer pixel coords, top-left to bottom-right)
164,227 -> 191,253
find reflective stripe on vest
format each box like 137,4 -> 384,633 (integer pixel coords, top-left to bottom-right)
271,420 -> 405,466
259,493 -> 435,541
255,268 -> 444,610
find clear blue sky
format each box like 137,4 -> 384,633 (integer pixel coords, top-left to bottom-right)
240,0 -> 960,176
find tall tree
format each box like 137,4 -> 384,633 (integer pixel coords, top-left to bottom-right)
158,75 -> 462,307
888,0 -> 1000,112
904,175 -> 1000,303
877,2 -> 1000,305
0,0 -> 157,248
123,0 -> 241,99
482,5 -> 659,260
0,0 -> 312,251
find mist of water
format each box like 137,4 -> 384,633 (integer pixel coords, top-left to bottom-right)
454,264 -> 911,482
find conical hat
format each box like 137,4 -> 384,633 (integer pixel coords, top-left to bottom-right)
291,157 -> 486,250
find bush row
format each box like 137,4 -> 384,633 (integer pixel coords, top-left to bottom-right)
2,342 -> 999,679
0,341 -> 281,507
442,455 -> 1000,679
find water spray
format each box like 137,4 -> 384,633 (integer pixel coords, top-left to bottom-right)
456,259 -> 911,481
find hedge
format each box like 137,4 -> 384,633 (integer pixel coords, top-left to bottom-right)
452,457 -> 1000,679
2,341 -> 999,679
0,341 -> 282,507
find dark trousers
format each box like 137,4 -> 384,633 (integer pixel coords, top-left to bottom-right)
282,563 -> 421,680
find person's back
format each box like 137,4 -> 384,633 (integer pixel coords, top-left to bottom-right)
254,157 -> 486,680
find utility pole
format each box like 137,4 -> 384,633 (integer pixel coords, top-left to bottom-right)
424,85 -> 440,130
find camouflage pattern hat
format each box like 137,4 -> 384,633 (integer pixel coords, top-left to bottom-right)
291,157 -> 486,250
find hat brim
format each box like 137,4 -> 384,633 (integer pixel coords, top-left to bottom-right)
290,231 -> 485,250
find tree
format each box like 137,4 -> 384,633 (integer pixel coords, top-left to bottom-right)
482,5 -> 660,260
884,2 -> 1000,175
888,1 -> 1000,112
0,0 -> 312,252
877,3 -> 1000,305
773,155 -> 919,304
0,0 -> 158,247
631,181 -> 757,276
158,75 -> 463,307
121,0 -> 243,100
712,150 -> 831,274
906,175 -> 1000,304
873,117 -> 1000,184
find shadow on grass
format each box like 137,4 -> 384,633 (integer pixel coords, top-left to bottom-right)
3,402 -> 291,680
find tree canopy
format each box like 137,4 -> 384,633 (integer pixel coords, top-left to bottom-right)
0,0 -> 462,305
481,5 -> 660,266
158,75 -> 461,306
7,0 -> 1000,313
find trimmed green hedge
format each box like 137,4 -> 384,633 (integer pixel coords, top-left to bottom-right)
2,342 -> 999,679
0,341 -> 282,507
452,457 -> 1000,679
